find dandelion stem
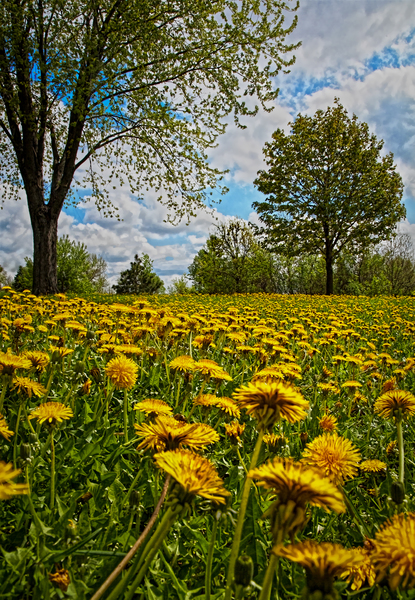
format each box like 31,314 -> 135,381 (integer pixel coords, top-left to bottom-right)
225,429 -> 264,600
124,506 -> 179,600
13,401 -> 23,467
342,486 -> 371,539
50,430 -> 55,511
0,375 -> 10,413
124,389 -> 129,443
205,517 -> 219,600
396,418 -> 405,485
258,553 -> 279,600
90,475 -> 170,600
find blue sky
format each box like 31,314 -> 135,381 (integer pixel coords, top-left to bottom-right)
2,0 -> 415,288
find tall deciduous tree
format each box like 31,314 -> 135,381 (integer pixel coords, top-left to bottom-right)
253,99 -> 405,294
0,0 -> 299,295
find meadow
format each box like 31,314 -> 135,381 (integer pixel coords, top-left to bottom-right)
1,287 -> 415,599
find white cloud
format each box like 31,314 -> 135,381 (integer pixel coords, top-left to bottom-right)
284,0 -> 415,79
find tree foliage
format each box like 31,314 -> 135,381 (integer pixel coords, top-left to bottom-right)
0,0 -> 299,294
253,99 -> 405,294
188,219 -> 276,293
13,235 -> 108,294
113,253 -> 164,295
189,220 -> 415,296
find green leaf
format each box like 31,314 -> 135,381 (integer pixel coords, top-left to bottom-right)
50,527 -> 103,563
240,492 -> 268,571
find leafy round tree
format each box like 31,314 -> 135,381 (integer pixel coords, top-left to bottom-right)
0,0 -> 299,295
113,254 -> 164,295
253,99 -> 405,294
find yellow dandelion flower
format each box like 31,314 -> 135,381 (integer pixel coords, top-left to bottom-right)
134,399 -> 173,417
374,389 -> 415,421
193,394 -> 217,407
318,382 -> 340,395
233,380 -> 309,429
49,568 -> 70,592
169,355 -> 197,373
319,414 -> 338,432
49,346 -> 74,360
12,377 -> 47,398
193,359 -> 231,380
134,416 -> 219,452
224,420 -> 245,444
0,415 -> 14,441
252,367 -> 285,383
360,459 -> 387,473
372,512 -> 415,590
0,462 -> 29,500
29,402 -> 73,426
154,449 -> 230,505
386,440 -> 397,455
342,380 -> 362,391
263,433 -> 287,451
249,457 -> 345,514
23,351 -> 50,373
302,432 -> 361,485
210,397 -> 240,418
341,547 -> 376,591
322,366 -> 333,378
275,541 -> 364,585
105,355 -> 138,390
381,378 -> 397,394
0,352 -> 31,376
112,344 -> 143,356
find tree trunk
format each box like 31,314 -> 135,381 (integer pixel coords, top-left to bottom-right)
29,203 -> 59,295
325,246 -> 334,295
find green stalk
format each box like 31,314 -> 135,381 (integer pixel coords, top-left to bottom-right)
124,507 -> 179,600
50,430 -> 55,510
225,429 -> 265,600
205,517 -> 219,600
13,401 -> 23,467
121,469 -> 142,508
396,418 -> 405,485
25,464 -> 43,535
105,506 -> 177,600
124,389 -> 129,443
0,375 -> 10,412
258,553 -> 279,600
342,487 -> 371,539
174,377 -> 182,408
91,475 -> 171,600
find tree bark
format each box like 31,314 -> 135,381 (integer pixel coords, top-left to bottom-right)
29,202 -> 59,295
325,244 -> 334,295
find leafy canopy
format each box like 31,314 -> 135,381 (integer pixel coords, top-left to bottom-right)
253,99 -> 405,293
188,219 -> 276,293
0,0 -> 300,222
113,253 -> 164,295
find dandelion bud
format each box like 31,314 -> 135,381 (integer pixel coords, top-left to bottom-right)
20,443 -> 32,462
90,367 -> 101,383
28,432 -> 38,445
129,490 -> 140,508
234,554 -> 253,587
390,480 -> 405,504
73,361 -> 85,375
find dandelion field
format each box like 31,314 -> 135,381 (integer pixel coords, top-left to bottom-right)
1,288 -> 415,599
